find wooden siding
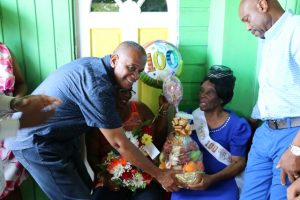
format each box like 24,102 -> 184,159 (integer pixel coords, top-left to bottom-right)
179,0 -> 210,110
0,0 -> 75,199
0,0 -> 75,93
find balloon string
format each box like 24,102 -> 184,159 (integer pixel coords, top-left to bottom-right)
151,105 -> 165,124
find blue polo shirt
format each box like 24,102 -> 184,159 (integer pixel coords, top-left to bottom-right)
5,55 -> 122,150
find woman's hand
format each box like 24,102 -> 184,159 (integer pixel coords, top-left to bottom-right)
186,174 -> 214,190
159,95 -> 169,111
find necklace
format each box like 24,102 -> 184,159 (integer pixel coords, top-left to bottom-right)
209,116 -> 231,133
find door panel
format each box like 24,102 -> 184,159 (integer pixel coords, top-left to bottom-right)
90,28 -> 122,57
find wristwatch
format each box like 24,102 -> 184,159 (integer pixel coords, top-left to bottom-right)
289,144 -> 300,156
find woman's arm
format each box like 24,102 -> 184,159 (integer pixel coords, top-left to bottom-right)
85,128 -> 105,179
11,54 -> 27,97
188,156 -> 245,190
151,95 -> 170,150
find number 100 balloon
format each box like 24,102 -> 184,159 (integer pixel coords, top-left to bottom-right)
140,40 -> 183,88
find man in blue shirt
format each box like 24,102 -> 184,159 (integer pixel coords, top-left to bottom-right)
239,0 -> 300,200
5,41 -> 179,199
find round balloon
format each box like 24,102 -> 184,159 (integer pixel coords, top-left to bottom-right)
163,75 -> 183,111
140,40 -> 183,88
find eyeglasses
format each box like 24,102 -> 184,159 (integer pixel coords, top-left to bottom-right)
118,88 -> 136,95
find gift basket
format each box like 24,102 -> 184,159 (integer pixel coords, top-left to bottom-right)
159,76 -> 205,185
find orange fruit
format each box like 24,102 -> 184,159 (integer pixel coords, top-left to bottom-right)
183,161 -> 197,172
195,161 -> 205,171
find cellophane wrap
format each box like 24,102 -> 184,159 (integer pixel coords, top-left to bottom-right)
159,112 -> 204,185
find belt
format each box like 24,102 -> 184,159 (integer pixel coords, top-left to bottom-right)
267,117 -> 300,130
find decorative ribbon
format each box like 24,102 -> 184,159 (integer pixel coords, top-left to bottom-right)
192,108 -> 243,193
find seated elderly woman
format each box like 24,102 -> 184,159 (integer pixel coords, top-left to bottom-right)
86,88 -> 171,200
171,65 -> 251,200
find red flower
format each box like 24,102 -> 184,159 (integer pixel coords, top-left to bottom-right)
121,171 -> 133,180
107,157 -> 127,173
130,168 -> 137,174
142,172 -> 151,180
141,126 -> 153,135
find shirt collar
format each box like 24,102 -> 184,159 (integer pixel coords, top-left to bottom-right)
264,9 -> 293,40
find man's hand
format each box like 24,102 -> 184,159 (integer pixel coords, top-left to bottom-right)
155,169 -> 180,192
287,178 -> 300,200
13,95 -> 62,128
278,149 -> 300,185
11,95 -> 61,113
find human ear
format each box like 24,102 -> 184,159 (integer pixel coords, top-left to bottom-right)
257,0 -> 268,13
110,54 -> 119,68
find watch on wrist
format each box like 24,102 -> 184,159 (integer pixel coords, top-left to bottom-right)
289,144 -> 300,156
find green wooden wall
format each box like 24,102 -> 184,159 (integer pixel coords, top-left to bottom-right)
0,0 -> 75,199
180,0 -> 300,117
179,0 -> 210,111
0,0 -> 75,92
216,0 -> 300,117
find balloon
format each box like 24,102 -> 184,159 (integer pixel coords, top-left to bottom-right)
140,40 -> 183,88
163,76 -> 183,111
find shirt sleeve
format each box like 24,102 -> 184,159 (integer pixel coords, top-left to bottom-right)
0,95 -> 15,113
0,119 -> 20,139
229,118 -> 252,157
291,23 -> 300,67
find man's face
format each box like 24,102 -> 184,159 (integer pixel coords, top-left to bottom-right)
239,0 -> 271,39
111,49 -> 145,89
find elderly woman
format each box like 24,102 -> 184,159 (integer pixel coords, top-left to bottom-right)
172,65 -> 251,200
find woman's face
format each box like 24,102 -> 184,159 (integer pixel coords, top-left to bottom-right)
116,88 -> 133,110
199,80 -> 222,112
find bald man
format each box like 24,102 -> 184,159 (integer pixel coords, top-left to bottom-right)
239,0 -> 300,199
5,41 -> 179,199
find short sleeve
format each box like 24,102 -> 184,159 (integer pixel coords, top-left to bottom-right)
229,118 -> 252,157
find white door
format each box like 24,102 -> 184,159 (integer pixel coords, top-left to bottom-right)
75,0 -> 179,112
75,0 -> 179,57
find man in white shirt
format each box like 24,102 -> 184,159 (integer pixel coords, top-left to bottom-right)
239,0 -> 300,199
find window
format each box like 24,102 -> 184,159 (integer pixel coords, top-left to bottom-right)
91,0 -> 167,12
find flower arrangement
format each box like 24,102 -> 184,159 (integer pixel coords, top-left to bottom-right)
99,120 -> 154,192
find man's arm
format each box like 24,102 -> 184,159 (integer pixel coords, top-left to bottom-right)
100,127 -> 180,192
0,95 -> 62,139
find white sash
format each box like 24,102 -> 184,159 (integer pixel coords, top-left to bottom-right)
192,108 -> 243,193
